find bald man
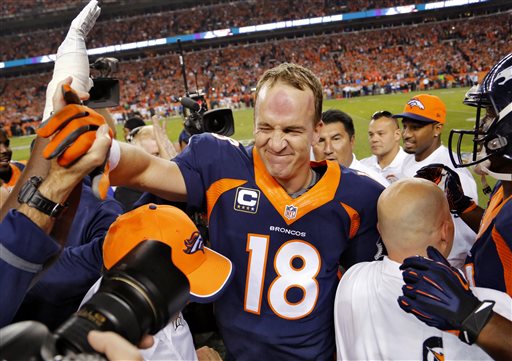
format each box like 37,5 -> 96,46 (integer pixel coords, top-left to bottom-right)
334,178 -> 512,360
360,111 -> 407,183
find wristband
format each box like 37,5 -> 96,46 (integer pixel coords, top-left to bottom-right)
458,300 -> 495,345
108,139 -> 120,171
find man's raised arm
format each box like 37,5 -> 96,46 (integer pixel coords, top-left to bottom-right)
110,142 -> 188,203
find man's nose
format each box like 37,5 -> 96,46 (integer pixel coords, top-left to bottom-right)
323,140 -> 333,154
269,131 -> 286,152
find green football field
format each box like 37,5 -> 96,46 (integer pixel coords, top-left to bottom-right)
10,86 -> 493,205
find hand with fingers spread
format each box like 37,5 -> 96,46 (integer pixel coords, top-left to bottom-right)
414,163 -> 476,214
152,116 -> 177,159
398,246 -> 495,344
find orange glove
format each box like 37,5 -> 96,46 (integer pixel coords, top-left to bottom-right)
37,84 -> 113,199
37,103 -> 111,167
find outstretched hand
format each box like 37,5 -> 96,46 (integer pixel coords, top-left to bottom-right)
70,0 -> 101,37
152,115 -> 177,159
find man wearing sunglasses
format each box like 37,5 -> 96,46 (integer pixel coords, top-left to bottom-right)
393,94 -> 478,269
361,110 -> 407,183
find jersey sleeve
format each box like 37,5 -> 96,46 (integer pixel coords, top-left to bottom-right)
0,210 -> 60,327
173,133 -> 246,211
339,172 -> 385,268
493,201 -> 512,295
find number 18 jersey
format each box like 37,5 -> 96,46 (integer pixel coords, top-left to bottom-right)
174,134 -> 384,360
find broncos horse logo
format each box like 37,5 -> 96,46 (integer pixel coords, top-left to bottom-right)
495,65 -> 512,86
407,98 -> 426,110
183,231 -> 205,254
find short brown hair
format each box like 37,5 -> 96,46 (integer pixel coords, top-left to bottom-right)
255,63 -> 323,124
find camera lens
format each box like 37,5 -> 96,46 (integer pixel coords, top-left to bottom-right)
53,241 -> 190,355
203,109 -> 235,136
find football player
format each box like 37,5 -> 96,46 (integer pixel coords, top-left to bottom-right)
421,53 -> 512,297
40,63 -> 385,360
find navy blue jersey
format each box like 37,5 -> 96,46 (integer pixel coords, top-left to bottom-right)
465,183 -> 512,297
174,134 -> 384,360
14,177 -> 123,329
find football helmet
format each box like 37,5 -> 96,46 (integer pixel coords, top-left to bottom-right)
449,53 -> 512,179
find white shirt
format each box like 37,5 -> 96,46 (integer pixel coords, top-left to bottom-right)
81,278 -> 198,361
401,145 -> 478,268
335,257 -> 512,361
360,147 -> 408,184
349,154 -> 390,187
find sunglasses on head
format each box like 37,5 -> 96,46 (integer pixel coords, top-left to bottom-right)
371,110 -> 393,120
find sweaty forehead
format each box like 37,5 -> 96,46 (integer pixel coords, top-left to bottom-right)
259,82 -> 313,111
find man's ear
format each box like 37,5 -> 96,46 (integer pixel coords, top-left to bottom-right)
434,123 -> 443,137
394,128 -> 402,142
437,218 -> 454,258
312,121 -> 324,146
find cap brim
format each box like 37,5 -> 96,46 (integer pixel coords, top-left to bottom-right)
392,112 -> 437,124
187,247 -> 234,303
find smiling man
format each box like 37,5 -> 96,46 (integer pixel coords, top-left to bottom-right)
44,63 -> 384,360
0,128 -> 25,192
393,94 -> 478,268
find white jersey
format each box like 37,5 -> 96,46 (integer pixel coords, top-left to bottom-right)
349,154 -> 390,187
81,278 -> 198,361
360,147 -> 408,184
335,257 -> 512,361
401,145 -> 478,268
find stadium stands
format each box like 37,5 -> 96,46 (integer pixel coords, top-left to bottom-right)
1,1 -> 511,133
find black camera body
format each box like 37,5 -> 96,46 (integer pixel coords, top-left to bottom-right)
0,240 -> 190,360
182,92 -> 235,137
85,57 -> 120,109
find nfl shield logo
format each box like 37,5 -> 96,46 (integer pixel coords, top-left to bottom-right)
284,205 -> 298,220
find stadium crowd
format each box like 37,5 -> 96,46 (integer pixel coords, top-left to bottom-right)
1,1 -> 512,360
1,12 -> 510,132
3,0 -> 437,61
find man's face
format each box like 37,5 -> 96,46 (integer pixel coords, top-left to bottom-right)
0,131 -> 12,171
402,119 -> 441,160
313,121 -> 354,167
254,81 -> 319,185
368,117 -> 401,157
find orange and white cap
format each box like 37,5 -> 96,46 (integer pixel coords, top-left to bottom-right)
103,204 -> 233,303
393,94 -> 446,124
